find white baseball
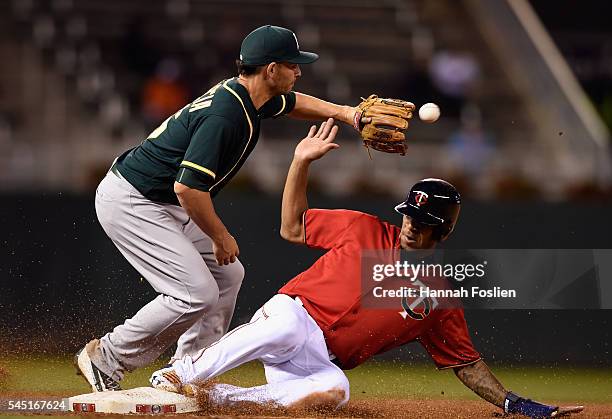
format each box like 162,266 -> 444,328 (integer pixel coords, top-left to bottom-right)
418,103 -> 440,123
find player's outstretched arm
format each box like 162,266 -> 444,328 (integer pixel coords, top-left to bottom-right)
174,182 -> 239,265
289,92 -> 356,126
454,360 -> 506,406
280,118 -> 339,244
454,360 -> 584,417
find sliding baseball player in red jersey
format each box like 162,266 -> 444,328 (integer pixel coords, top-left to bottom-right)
150,119 -> 583,417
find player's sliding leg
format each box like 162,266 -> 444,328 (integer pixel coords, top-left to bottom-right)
152,294 -> 307,386
237,335 -> 349,408
199,369 -> 349,409
207,312 -> 350,408
151,294 -> 349,409
173,220 -> 245,360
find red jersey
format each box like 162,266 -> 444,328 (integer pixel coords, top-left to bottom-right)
278,209 -> 480,370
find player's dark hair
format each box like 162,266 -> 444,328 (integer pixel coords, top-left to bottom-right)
235,59 -> 265,76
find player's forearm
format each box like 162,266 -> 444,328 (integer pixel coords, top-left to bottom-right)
280,157 -> 310,243
453,360 -> 507,407
174,182 -> 230,242
290,92 -> 355,126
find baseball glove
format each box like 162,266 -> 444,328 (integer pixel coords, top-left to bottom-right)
353,95 -> 415,155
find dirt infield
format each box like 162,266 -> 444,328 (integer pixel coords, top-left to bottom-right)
189,399 -> 606,418
191,399 -> 494,418
1,392 -> 610,418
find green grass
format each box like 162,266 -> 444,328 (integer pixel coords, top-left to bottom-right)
1,356 -> 610,403
344,362 -> 612,402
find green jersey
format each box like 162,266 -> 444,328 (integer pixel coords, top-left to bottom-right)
115,77 -> 296,205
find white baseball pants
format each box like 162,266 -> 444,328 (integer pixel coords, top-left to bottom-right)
94,172 -> 244,381
171,294 -> 350,408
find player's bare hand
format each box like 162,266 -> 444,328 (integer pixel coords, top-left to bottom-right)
213,233 -> 239,265
294,118 -> 340,162
552,405 -> 584,417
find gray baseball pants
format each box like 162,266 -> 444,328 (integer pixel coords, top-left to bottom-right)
94,171 -> 244,381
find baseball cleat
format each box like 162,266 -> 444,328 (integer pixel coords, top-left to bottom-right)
150,365 -> 198,397
74,339 -> 121,392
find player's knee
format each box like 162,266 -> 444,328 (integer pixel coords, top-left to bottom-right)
291,375 -> 350,410
317,388 -> 348,409
335,374 -> 350,404
189,280 -> 220,312
326,373 -> 350,395
316,374 -> 350,407
225,259 -> 245,289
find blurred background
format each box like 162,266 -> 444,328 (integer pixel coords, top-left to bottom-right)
0,0 -> 610,367
1,0 -> 611,199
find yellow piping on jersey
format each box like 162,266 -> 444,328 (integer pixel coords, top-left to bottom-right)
222,81 -> 253,140
211,80 -> 255,191
273,95 -> 287,117
180,161 -> 216,179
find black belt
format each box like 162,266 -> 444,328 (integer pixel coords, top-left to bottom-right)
330,356 -> 344,369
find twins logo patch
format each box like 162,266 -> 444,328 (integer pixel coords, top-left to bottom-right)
400,294 -> 432,320
414,191 -> 428,207
398,280 -> 437,321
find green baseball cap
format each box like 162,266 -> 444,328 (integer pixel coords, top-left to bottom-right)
239,25 -> 319,66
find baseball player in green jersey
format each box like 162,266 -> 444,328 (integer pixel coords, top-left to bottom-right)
75,25 -> 368,392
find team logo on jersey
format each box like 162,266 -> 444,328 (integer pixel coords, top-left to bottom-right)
413,191 -> 428,207
398,280 -> 437,321
400,294 -> 432,320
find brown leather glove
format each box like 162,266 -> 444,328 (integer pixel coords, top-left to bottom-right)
353,95 -> 415,155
